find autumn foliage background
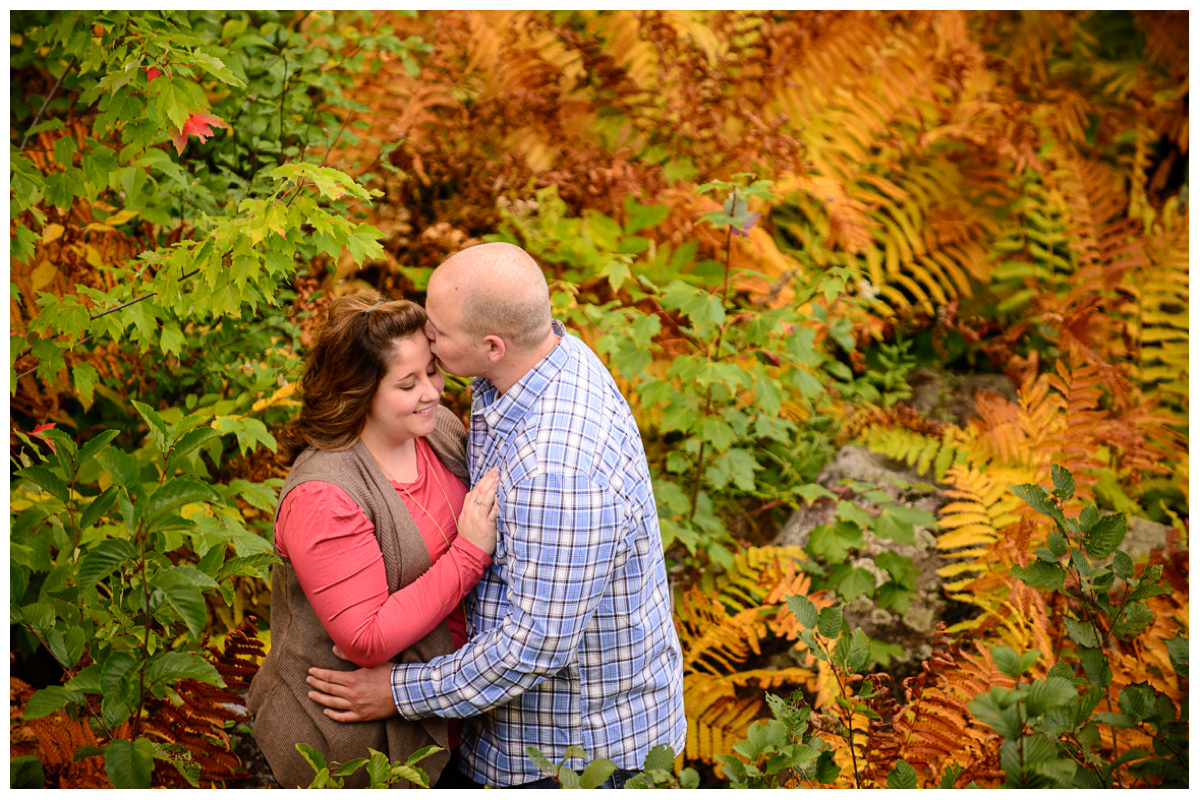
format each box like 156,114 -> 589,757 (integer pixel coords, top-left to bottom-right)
9,10 -> 1188,789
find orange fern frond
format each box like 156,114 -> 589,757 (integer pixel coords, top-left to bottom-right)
893,635 -> 1012,787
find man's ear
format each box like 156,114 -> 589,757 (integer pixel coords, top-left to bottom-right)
484,335 -> 506,363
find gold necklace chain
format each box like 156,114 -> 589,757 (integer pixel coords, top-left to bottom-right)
368,438 -> 456,548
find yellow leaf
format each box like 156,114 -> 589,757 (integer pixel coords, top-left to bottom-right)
30,260 -> 57,290
251,382 -> 299,413
106,209 -> 139,226
86,246 -> 104,268
41,223 -> 65,244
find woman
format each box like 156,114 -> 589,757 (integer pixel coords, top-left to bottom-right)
247,292 -> 498,788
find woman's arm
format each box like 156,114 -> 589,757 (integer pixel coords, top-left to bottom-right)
277,481 -> 491,669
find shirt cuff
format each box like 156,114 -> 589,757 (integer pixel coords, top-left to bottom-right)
390,661 -> 429,719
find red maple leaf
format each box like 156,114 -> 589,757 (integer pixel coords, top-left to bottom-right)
31,422 -> 57,454
169,111 -> 230,155
146,65 -> 162,82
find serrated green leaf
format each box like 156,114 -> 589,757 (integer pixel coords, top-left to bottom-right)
77,429 -> 121,465
17,466 -> 70,504
1050,464 -> 1075,501
1077,647 -> 1112,687
146,651 -> 222,690
991,646 -> 1022,679
832,627 -> 870,672
887,759 -> 918,789
96,447 -> 141,491
1091,711 -> 1135,728
579,758 -> 618,789
46,626 -> 86,669
1064,618 -> 1100,648
1026,677 -> 1078,717
1165,636 -> 1188,679
969,688 -> 1022,740
1111,602 -> 1155,639
1010,482 -> 1067,529
1017,650 -> 1042,675
806,522 -> 863,562
834,567 -> 876,602
24,685 -> 85,720
787,594 -> 818,630
295,742 -> 327,774
817,605 -> 843,639
1078,504 -> 1099,533
77,538 -> 136,589
1118,683 -> 1156,721
1010,560 -> 1066,590
215,552 -> 282,582
1085,513 -> 1126,559
1112,550 -> 1134,580
39,428 -> 77,459
10,754 -> 46,788
139,477 -> 221,526
106,737 -> 155,789
642,743 -> 676,774
150,570 -> 209,636
79,486 -> 120,529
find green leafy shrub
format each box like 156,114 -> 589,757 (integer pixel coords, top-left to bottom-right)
966,465 -> 1189,788
296,743 -> 442,789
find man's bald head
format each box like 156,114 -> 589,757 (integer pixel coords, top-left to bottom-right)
430,243 -> 552,352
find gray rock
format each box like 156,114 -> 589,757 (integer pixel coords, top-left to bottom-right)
773,445 -> 954,669
908,367 -> 1018,426
1124,516 -> 1170,559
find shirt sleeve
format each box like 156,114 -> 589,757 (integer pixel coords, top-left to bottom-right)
389,471 -> 622,718
276,481 -> 492,669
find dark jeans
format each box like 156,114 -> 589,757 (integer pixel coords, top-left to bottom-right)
445,762 -> 642,790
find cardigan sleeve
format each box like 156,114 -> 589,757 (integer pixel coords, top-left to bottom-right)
276,481 -> 491,669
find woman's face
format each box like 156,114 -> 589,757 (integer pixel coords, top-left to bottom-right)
363,333 -> 445,444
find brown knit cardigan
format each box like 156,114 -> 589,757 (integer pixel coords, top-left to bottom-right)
247,406 -> 470,789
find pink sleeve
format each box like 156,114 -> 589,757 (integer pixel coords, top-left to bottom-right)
276,481 -> 491,669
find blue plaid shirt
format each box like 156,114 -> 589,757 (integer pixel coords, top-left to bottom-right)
390,320 -> 685,786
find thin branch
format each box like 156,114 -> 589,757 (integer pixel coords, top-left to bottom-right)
19,56 -> 78,152
15,268 -> 201,381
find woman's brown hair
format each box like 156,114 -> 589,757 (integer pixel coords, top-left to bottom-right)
276,292 -> 428,466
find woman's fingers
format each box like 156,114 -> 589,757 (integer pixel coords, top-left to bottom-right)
466,468 -> 499,510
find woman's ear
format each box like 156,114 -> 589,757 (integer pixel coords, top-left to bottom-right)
484,334 -> 506,363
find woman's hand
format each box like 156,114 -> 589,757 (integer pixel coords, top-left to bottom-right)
457,467 -> 499,556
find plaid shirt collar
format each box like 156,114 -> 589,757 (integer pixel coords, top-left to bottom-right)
470,319 -> 568,437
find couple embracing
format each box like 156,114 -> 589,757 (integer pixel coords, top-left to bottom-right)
247,243 -> 686,789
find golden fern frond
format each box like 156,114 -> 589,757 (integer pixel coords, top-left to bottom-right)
684,682 -> 764,766
937,462 -> 1027,583
1133,201 -> 1188,411
704,544 -> 808,608
675,588 -> 770,674
857,423 -> 968,481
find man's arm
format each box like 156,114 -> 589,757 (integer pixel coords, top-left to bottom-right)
308,471 -> 623,721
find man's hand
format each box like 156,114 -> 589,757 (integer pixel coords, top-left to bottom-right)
306,646 -> 399,722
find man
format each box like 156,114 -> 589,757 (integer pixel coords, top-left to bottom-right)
305,243 -> 686,788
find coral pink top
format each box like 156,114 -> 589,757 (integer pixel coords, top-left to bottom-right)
276,437 -> 490,668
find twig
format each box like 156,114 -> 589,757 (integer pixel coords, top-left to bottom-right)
19,56 -> 78,152
15,268 -> 201,381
